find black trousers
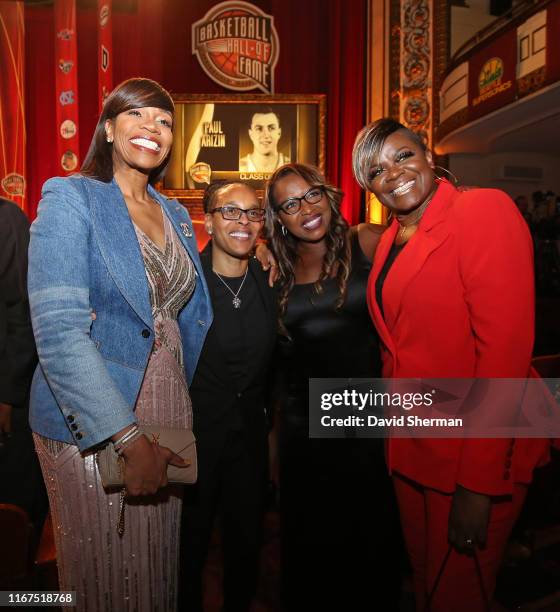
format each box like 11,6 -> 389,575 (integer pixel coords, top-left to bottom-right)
279,428 -> 404,612
179,429 -> 267,612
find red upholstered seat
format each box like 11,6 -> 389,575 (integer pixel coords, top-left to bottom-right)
34,510 -> 56,567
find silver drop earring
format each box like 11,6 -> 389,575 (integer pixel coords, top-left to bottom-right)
280,225 -> 287,237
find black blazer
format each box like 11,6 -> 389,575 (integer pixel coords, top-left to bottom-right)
189,244 -> 278,468
0,198 -> 37,409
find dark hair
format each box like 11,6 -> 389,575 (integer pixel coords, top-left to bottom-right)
264,163 -> 351,334
352,118 -> 427,192
81,78 -> 174,184
249,106 -> 280,127
202,180 -> 255,213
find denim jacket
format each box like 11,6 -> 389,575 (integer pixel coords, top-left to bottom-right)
28,175 -> 212,452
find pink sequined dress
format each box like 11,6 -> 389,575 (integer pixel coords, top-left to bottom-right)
34,213 -> 195,611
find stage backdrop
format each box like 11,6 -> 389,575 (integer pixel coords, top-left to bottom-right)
0,1 -> 26,212
23,0 -> 367,223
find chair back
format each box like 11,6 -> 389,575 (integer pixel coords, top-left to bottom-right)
0,504 -> 31,584
532,354 -> 560,378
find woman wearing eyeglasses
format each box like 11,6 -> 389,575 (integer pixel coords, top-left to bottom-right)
264,163 -> 402,611
180,180 -> 277,612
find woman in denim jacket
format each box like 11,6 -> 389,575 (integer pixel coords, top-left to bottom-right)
28,78 -> 212,611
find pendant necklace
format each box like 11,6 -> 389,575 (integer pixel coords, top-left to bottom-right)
214,267 -> 249,309
396,185 -> 437,242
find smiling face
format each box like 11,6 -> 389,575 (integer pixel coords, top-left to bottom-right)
273,173 -> 331,243
248,112 -> 281,156
205,184 -> 263,261
105,106 -> 173,176
367,129 -> 435,216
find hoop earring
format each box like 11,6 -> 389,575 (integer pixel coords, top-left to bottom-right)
433,165 -> 459,185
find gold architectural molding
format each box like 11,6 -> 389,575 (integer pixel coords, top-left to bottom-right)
365,0 -> 449,222
366,0 -> 390,224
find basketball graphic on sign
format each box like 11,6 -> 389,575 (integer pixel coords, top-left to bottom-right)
192,1 -> 279,94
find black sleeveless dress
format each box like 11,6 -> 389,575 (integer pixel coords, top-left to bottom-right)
281,234 -> 381,399
277,234 -> 402,611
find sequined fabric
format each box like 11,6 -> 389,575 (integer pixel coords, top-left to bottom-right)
34,212 -> 196,611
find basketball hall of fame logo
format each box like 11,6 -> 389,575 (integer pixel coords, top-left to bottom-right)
192,1 -> 279,94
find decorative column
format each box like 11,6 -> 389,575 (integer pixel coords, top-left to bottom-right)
54,0 -> 80,175
365,0 -> 450,223
98,0 -> 113,111
399,0 -> 433,148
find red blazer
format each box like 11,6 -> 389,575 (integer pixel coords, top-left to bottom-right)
367,179 -> 550,495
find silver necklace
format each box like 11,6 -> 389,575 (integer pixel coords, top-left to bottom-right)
214,267 -> 248,309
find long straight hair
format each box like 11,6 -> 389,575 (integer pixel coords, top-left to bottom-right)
265,163 -> 351,335
81,78 -> 174,184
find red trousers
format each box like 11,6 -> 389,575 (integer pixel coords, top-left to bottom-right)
394,474 -> 527,612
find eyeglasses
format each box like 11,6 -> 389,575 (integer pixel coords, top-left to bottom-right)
210,206 -> 265,222
276,186 -> 324,215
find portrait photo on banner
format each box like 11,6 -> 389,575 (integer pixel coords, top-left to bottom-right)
163,94 -> 325,199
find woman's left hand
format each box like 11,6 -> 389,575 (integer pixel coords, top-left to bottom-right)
448,484 -> 491,553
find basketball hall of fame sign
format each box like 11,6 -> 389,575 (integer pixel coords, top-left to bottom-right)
192,1 -> 279,94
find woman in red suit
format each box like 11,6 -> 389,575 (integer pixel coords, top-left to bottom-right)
352,118 -> 549,611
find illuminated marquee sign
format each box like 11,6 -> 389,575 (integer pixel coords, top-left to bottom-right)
191,1 -> 279,94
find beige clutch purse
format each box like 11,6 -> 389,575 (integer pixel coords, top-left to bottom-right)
96,426 -> 198,488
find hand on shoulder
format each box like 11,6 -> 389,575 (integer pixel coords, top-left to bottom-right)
355,223 -> 385,262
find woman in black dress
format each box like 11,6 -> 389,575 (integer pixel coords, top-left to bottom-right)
265,163 -> 402,611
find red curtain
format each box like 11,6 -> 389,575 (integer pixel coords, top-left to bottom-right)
327,0 -> 367,224
24,0 -> 367,223
0,1 -> 26,212
25,5 -> 57,218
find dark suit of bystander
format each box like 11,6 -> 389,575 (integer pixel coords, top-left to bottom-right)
0,197 -> 46,525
